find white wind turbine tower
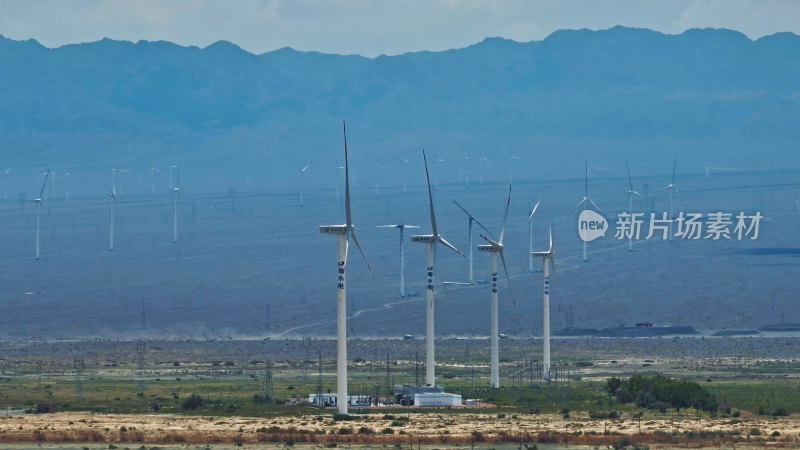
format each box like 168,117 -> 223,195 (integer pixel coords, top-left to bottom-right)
28,170 -> 50,260
64,171 -> 70,200
150,167 -> 160,194
171,165 -> 181,243
109,168 -> 119,251
333,153 -> 345,201
479,157 -> 490,186
411,150 -> 464,387
296,162 -> 311,206
625,160 -> 640,252
577,161 -> 600,262
319,120 -> 372,415
448,201 -> 491,285
400,158 -> 410,194
108,189 -> 117,251
376,224 -> 420,297
532,226 -> 555,381
373,157 -> 382,197
477,185 -> 515,389
527,200 -> 541,272
663,155 -> 679,243
2,168 -> 11,201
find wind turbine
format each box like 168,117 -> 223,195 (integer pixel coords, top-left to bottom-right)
373,157 -> 382,197
296,162 -> 311,206
527,200 -> 541,272
171,165 -> 180,243
2,168 -> 10,201
28,170 -> 50,260
150,167 -> 160,194
400,157 -> 410,194
663,155 -> 679,242
477,185 -> 515,389
532,226 -> 555,381
626,160 -> 640,252
333,153 -> 345,201
109,169 -> 119,251
108,189 -> 117,251
411,150 -> 463,387
319,120 -> 372,415
447,201 -> 491,285
376,224 -> 420,297
64,171 -> 70,200
479,157 -> 490,186
577,161 -> 600,262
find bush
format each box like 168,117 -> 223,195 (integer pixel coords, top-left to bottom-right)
180,394 -> 205,411
381,428 -> 394,434
771,431 -> 781,437
772,408 -> 789,417
337,428 -> 352,435
749,428 -> 761,436
357,427 -> 373,435
732,409 -> 741,418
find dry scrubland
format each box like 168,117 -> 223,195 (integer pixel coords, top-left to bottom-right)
1,410 -> 800,448
1,338 -> 800,448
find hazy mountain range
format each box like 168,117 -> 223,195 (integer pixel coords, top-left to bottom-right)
1,25 -> 799,193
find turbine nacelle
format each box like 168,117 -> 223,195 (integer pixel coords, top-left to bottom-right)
319,224 -> 348,235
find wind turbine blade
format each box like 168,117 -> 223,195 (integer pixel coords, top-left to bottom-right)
549,226 -> 554,252
499,252 -> 516,307
576,198 -> 588,208
499,185 -> 511,245
350,229 -> 372,272
436,235 -> 463,257
376,225 -> 401,228
588,198 -> 600,211
453,200 -> 492,237
39,170 -> 50,198
176,166 -> 181,188
527,200 -> 541,222
343,121 -> 352,227
626,159 -> 634,191
422,150 -> 438,236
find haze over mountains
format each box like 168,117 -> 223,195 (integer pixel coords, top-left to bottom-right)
1,25 -> 799,194
1,26 -> 799,340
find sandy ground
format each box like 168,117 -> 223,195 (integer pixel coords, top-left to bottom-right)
0,411 -> 798,448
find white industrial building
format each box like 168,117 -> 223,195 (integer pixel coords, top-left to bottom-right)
413,392 -> 462,407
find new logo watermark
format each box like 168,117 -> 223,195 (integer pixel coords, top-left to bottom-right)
578,210 -> 608,242
578,211 -> 763,242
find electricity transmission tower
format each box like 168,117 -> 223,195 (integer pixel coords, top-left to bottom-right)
73,358 -> 86,401
136,340 -> 147,391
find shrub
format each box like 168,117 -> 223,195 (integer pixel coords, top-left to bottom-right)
771,431 -> 781,437
337,428 -> 352,435
180,394 -> 205,411
749,428 -> 761,436
381,428 -> 394,434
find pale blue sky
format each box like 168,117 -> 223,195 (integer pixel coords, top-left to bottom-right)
1,0 -> 798,56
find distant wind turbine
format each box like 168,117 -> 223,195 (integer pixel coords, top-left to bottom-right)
2,168 -> 11,201
477,185 -> 515,388
296,162 -> 311,206
446,201 -> 491,285
663,155 -> 679,242
319,120 -> 372,415
150,167 -> 160,194
376,224 -> 420,297
532,226 -> 556,381
27,170 -> 50,260
400,158 -> 410,194
527,200 -> 541,272
577,161 -> 600,262
411,150 -> 463,387
171,165 -> 180,243
108,188 -> 117,251
626,160 -> 640,252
